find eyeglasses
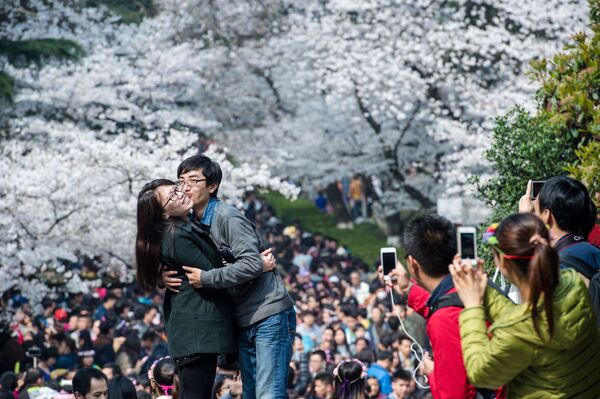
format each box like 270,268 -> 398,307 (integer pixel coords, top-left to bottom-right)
179,178 -> 207,187
162,184 -> 183,209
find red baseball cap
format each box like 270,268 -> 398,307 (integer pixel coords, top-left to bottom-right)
54,308 -> 68,321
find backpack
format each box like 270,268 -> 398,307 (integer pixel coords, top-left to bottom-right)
555,234 -> 600,326
429,281 -> 508,399
560,253 -> 600,326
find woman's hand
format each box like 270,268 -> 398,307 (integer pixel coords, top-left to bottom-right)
261,248 -> 276,272
161,270 -> 182,293
449,255 -> 487,308
182,266 -> 202,288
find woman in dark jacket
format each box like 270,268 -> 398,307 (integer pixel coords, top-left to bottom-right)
136,179 -> 236,399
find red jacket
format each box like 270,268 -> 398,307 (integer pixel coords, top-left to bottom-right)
408,283 -> 477,399
589,224 -> 600,248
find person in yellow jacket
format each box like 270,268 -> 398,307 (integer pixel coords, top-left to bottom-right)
450,213 -> 600,399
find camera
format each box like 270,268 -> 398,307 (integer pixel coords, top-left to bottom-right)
25,346 -> 42,358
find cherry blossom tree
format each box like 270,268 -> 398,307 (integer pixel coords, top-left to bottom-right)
0,0 -> 590,299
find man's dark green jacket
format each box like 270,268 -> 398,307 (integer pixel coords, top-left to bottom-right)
159,220 -> 236,359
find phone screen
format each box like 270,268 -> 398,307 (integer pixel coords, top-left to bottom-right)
531,181 -> 545,199
460,232 -> 476,259
382,252 -> 396,275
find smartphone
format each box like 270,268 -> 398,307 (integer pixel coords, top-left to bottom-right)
457,227 -> 477,265
380,247 -> 397,276
531,180 -> 546,200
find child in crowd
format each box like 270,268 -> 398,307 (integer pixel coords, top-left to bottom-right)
147,357 -> 178,399
332,359 -> 368,399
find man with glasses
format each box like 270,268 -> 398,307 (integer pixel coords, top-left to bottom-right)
162,155 -> 295,399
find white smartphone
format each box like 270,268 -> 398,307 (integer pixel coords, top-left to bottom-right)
380,247 -> 397,277
457,227 -> 477,266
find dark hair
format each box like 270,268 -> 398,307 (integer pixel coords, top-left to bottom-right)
331,360 -> 366,399
310,350 -> 327,362
108,376 -> 137,399
496,213 -> 560,338
392,369 -> 411,382
387,316 -> 400,332
0,371 -> 18,391
141,330 -> 157,342
149,357 -> 178,398
103,363 -> 122,378
135,179 -> 176,293
177,155 -> 222,198
356,349 -> 375,365
41,346 -> 59,361
314,371 -> 334,385
73,367 -> 108,396
403,214 -> 456,278
538,176 -> 594,235
23,369 -> 42,386
377,350 -> 393,362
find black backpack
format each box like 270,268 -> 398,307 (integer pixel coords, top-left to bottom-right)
555,234 -> 600,326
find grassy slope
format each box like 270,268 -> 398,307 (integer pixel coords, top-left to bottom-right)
265,192 -> 394,267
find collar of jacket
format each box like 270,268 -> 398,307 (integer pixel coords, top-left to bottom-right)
190,197 -> 220,228
426,274 -> 454,308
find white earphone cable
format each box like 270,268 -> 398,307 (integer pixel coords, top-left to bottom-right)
389,288 -> 430,390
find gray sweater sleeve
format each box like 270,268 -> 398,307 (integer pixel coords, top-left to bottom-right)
200,212 -> 264,288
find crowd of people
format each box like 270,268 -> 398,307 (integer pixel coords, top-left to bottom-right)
1,153 -> 600,399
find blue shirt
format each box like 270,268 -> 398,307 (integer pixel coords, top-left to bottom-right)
367,363 -> 392,395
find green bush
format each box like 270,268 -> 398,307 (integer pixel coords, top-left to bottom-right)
85,0 -> 157,24
472,107 -> 578,221
0,39 -> 84,65
476,0 -> 600,219
0,71 -> 14,102
265,192 -> 390,266
0,38 -> 84,103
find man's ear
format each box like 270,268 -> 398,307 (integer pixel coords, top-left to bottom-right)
541,209 -> 552,227
406,255 -> 420,279
208,183 -> 219,195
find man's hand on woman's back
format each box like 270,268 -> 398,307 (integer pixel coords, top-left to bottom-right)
160,247 -> 276,292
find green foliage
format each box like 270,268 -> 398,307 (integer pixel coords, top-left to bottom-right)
0,39 -> 84,65
478,2 -> 600,219
84,0 -> 157,24
472,107 -> 578,221
265,192 -> 391,266
566,141 -> 600,204
0,71 -> 14,102
590,0 -> 600,25
530,30 -> 600,143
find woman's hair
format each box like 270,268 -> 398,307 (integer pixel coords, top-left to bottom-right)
332,359 -> 367,399
108,376 -> 137,399
148,357 -> 178,399
496,213 -> 560,338
136,179 -> 176,293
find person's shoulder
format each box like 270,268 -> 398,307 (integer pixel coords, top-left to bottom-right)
562,241 -> 600,269
215,201 -> 244,218
428,305 -> 461,334
161,220 -> 193,239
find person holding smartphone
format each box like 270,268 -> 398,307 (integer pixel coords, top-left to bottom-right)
380,214 -> 492,399
450,213 -> 600,398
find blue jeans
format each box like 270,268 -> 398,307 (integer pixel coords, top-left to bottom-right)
239,306 -> 296,399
